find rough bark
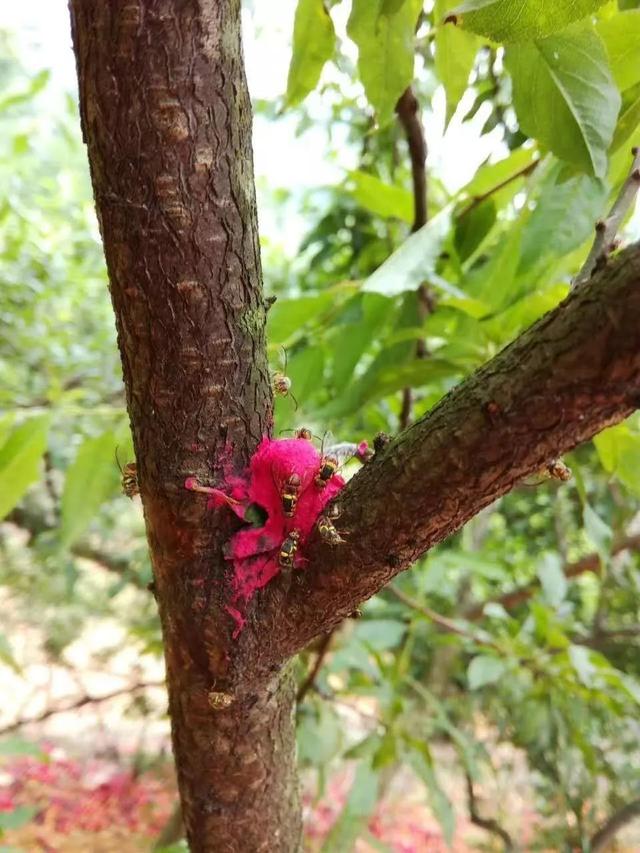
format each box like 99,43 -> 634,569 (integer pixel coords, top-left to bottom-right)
69,1 -> 301,850
252,246 -> 640,671
69,0 -> 640,848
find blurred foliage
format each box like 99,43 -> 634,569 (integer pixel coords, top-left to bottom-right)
1,1 -> 640,849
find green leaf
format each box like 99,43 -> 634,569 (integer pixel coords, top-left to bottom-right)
594,422 -> 640,496
0,634 -> 20,675
0,416 -> 49,520
583,503 -> 613,559
59,430 -> 118,548
462,147 -> 537,197
347,170 -> 414,222
285,0 -> 336,106
506,23 -> 621,177
406,742 -> 455,844
0,737 -> 44,758
0,69 -> 50,112
435,1 -> 481,123
537,553 -> 568,607
288,345 -> 324,402
267,290 -> 343,343
451,0 -> 608,43
321,761 -> 379,852
518,168 -> 608,275
454,198 -> 497,262
597,11 -> 640,91
297,704 -> 342,765
353,619 -> 406,651
467,654 -> 506,689
330,293 -> 391,388
347,0 -> 422,125
0,806 -> 37,832
610,81 -> 640,151
362,205 -> 452,296
569,644 -> 596,687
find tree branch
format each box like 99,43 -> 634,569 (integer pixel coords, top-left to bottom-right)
465,773 -> 514,851
458,158 -> 538,219
296,631 -> 334,703
396,86 -> 429,428
248,244 -> 640,676
573,147 -> 640,288
590,798 -> 640,853
464,534 -> 640,621
396,86 -> 427,232
0,681 -> 165,736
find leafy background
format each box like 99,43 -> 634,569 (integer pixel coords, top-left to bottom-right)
1,0 -> 640,850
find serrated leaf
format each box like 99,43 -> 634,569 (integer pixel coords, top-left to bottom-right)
362,205 -> 452,296
506,23 -> 620,177
435,1 -> 481,123
347,170 -> 414,222
0,416 -> 49,520
59,430 -> 118,548
347,0 -> 422,125
451,0 -> 608,43
467,654 -> 506,689
597,11 -> 640,91
285,0 -> 336,106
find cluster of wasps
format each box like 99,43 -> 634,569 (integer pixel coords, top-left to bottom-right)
276,426 -> 347,571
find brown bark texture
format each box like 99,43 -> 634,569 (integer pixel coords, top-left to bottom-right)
69,1 -> 300,850
69,0 -> 640,849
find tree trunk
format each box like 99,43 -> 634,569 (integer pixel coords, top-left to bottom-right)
68,1 -> 640,849
69,1 -> 301,849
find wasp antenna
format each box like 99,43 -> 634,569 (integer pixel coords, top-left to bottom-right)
280,345 -> 288,373
290,390 -> 299,411
114,445 -> 123,474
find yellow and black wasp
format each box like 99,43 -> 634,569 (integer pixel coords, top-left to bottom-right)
279,529 -> 300,568
116,449 -> 139,498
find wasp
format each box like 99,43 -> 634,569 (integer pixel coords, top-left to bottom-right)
315,455 -> 339,488
281,473 -> 302,517
116,449 -> 139,498
279,529 -> 300,568
271,347 -> 298,409
317,514 -> 346,545
280,427 -> 314,441
523,458 -> 572,487
547,459 -> 572,481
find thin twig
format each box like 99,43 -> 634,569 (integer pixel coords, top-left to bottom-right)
396,87 -> 427,233
296,631 -> 334,703
464,534 -> 640,621
396,86 -> 429,429
0,681 -> 165,735
573,147 -> 640,288
465,772 -> 514,851
458,159 -> 538,219
590,798 -> 640,853
388,585 -> 500,651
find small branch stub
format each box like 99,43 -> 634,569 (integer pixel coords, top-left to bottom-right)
573,148 -> 640,288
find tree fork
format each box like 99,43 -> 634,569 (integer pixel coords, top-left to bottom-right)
68,1 -> 302,849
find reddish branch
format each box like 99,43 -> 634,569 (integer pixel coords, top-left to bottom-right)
396,86 -> 430,428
